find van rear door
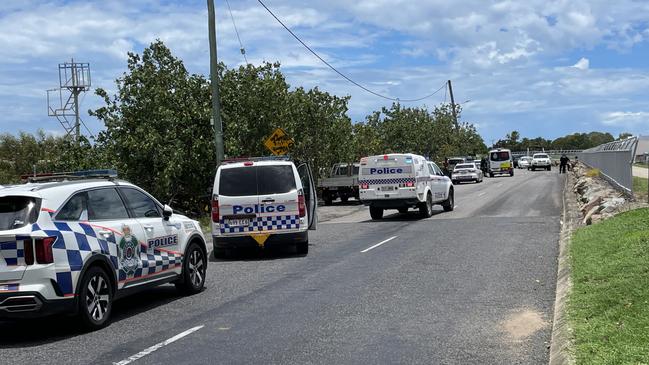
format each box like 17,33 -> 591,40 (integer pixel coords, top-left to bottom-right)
257,164 -> 301,233
217,166 -> 260,235
296,163 -> 317,230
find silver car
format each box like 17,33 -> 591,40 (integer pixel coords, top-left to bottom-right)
518,156 -> 532,169
451,163 -> 484,184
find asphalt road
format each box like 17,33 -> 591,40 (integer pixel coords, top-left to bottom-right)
0,168 -> 563,365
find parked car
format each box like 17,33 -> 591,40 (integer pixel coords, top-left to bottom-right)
530,153 -> 552,171
518,156 -> 533,169
451,163 -> 484,184
359,153 -> 454,219
0,170 -> 207,329
211,157 -> 318,256
317,163 -> 360,205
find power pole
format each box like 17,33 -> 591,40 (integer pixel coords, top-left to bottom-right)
207,0 -> 225,166
447,80 -> 458,128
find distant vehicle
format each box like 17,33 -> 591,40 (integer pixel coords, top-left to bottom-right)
530,153 -> 552,171
0,170 -> 207,330
518,156 -> 533,169
451,163 -> 484,184
488,148 -> 514,177
359,153 -> 454,220
317,163 -> 360,205
211,157 -> 318,256
447,157 -> 466,171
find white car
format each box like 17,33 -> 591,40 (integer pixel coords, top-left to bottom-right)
358,153 -> 454,219
452,163 -> 484,184
211,157 -> 317,256
530,153 -> 552,171
0,170 -> 207,329
518,156 -> 532,169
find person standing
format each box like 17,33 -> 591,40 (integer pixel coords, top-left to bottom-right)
559,154 -> 570,174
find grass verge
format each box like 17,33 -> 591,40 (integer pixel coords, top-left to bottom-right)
634,176 -> 648,201
569,208 -> 649,364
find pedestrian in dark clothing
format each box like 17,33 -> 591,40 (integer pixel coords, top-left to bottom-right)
559,154 -> 570,174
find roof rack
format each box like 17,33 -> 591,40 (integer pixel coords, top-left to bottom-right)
21,169 -> 118,183
221,156 -> 291,165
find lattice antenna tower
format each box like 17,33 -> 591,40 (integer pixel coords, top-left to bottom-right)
47,59 -> 91,145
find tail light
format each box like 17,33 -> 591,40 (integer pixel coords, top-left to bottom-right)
211,196 -> 220,222
35,237 -> 56,264
24,240 -> 34,265
405,181 -> 414,187
360,183 -> 369,189
298,190 -> 306,217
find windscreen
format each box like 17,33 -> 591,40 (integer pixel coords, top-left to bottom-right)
490,152 -> 510,161
455,164 -> 475,169
535,154 -> 549,159
219,165 -> 296,196
0,196 -> 40,230
448,158 -> 464,165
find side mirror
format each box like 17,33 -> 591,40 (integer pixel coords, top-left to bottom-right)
163,204 -> 173,220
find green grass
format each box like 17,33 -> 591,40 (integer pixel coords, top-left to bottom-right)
569,208 -> 649,364
634,177 -> 648,201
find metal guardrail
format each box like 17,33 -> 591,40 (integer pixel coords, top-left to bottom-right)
580,137 -> 638,196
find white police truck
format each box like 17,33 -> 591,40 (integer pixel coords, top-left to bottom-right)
0,170 -> 207,329
359,154 -> 454,220
211,157 -> 317,256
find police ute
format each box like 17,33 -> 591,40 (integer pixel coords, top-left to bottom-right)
211,157 -> 317,256
0,170 -> 207,329
359,154 -> 454,220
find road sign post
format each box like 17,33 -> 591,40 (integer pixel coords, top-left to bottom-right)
264,128 -> 295,156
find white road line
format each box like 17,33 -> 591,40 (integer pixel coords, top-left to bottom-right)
114,325 -> 204,365
361,236 -> 397,253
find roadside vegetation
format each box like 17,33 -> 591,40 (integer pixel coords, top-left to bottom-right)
633,176 -> 648,201
569,208 -> 649,364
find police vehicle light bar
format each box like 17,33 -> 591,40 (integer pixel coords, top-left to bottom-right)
22,169 -> 118,183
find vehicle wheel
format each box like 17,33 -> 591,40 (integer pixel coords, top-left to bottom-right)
547,166 -> 551,171
452,180 -> 457,185
78,266 -> 113,330
296,241 -> 309,255
419,193 -> 433,218
398,207 -> 409,214
369,206 -> 383,220
510,170 -> 514,177
442,189 -> 454,212
340,196 -> 349,203
324,197 -> 333,206
176,243 -> 206,295
531,167 -> 535,171
489,172 -> 494,178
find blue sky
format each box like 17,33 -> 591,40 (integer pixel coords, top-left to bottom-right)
1,0 -> 648,145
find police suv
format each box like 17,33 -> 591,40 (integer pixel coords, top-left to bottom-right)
359,154 -> 454,220
211,157 -> 317,256
0,170 -> 207,329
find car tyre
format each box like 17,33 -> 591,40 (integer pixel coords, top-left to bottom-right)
419,193 -> 433,218
369,206 -> 383,220
510,170 -> 514,177
489,172 -> 494,178
78,266 -> 113,331
442,189 -> 454,212
398,207 -> 409,214
176,243 -> 206,295
340,196 -> 349,203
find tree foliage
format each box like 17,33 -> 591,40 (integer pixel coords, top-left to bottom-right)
495,130 -> 615,151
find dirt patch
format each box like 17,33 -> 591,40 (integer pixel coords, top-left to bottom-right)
502,309 -> 548,341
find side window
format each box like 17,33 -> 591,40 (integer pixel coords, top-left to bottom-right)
87,188 -> 130,221
121,188 -> 161,218
56,192 -> 87,221
427,163 -> 435,175
432,163 -> 443,176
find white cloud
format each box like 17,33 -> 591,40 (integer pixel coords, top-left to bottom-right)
572,57 -> 589,70
601,111 -> 649,126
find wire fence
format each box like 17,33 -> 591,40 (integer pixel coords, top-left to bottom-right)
579,137 -> 639,196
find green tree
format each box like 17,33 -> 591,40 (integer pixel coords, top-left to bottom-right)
90,40 -> 214,212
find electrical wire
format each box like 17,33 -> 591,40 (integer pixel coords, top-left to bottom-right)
225,0 -> 248,64
256,0 -> 446,102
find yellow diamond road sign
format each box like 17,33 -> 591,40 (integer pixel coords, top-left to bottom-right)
264,128 -> 294,156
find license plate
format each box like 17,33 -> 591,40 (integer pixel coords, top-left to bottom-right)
225,218 -> 250,227
382,186 -> 395,191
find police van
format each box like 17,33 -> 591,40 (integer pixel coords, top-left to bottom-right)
358,154 -> 454,220
0,170 -> 207,329
488,148 -> 514,177
211,157 -> 317,256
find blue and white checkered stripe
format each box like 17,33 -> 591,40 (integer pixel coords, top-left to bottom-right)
359,177 -> 416,185
0,239 -> 26,266
119,250 -> 183,281
220,215 -> 300,234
